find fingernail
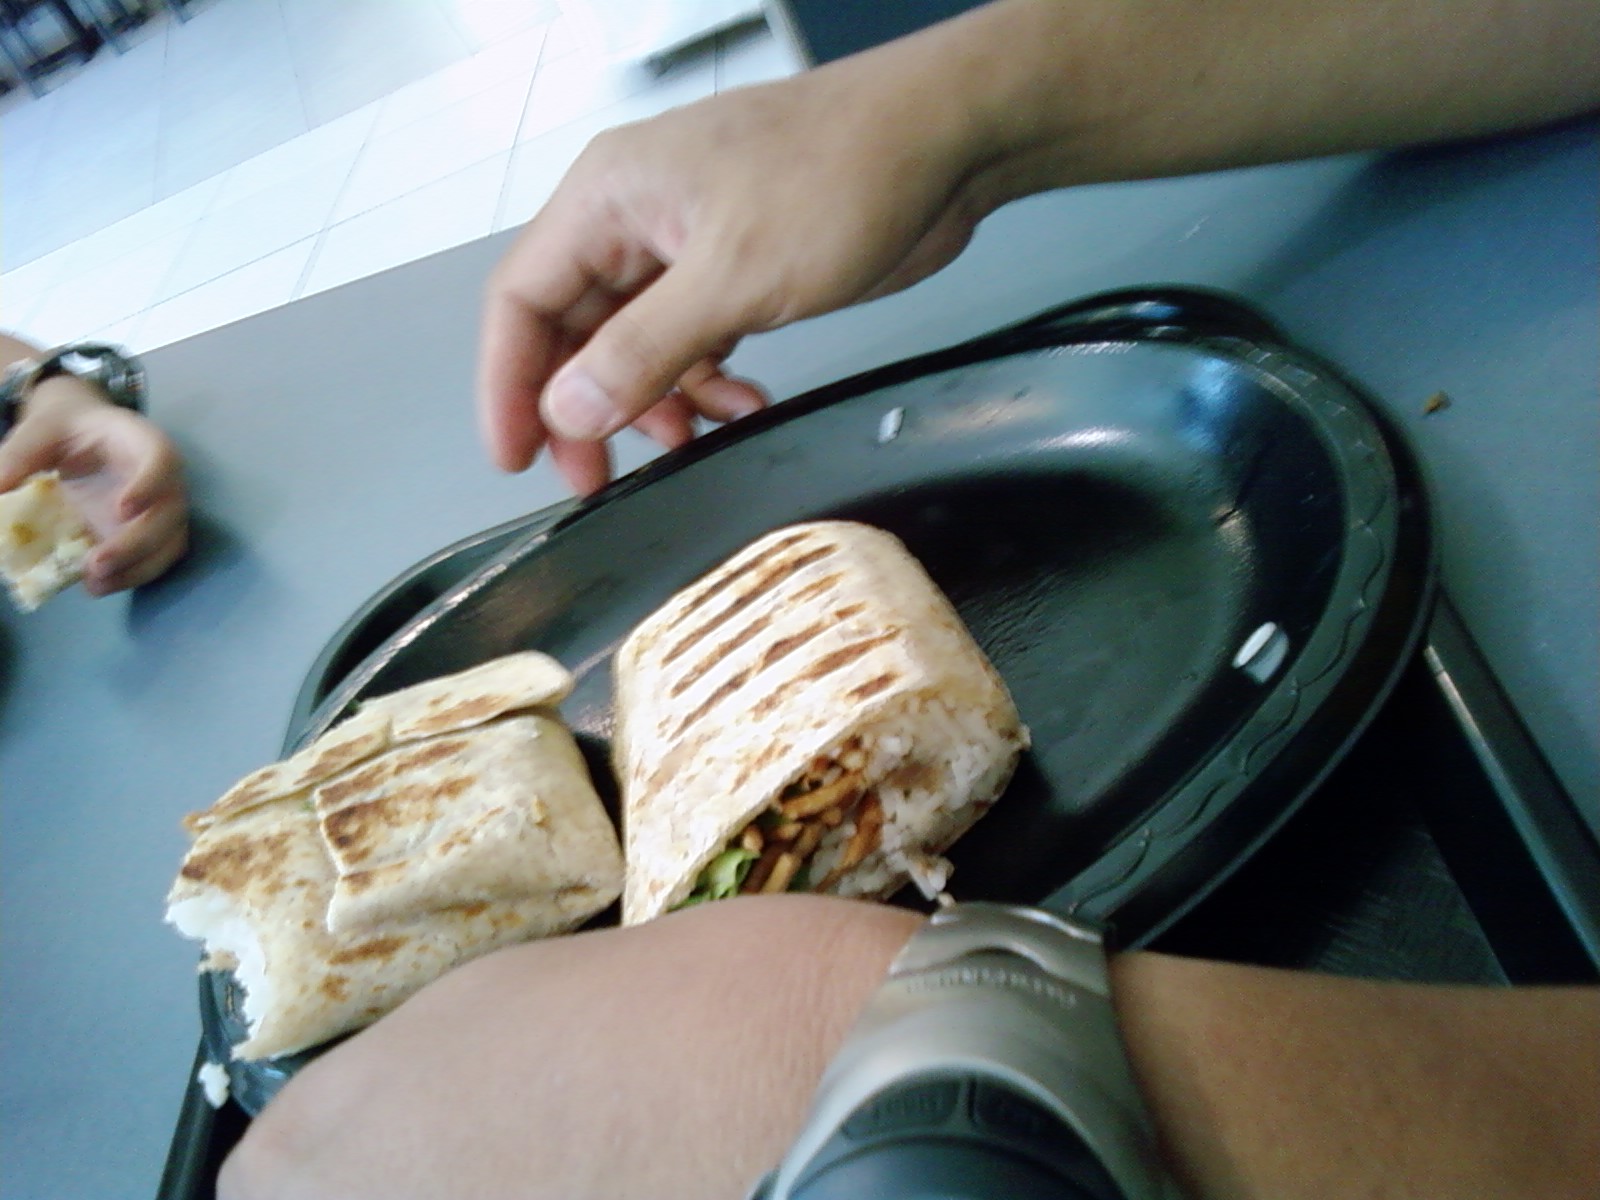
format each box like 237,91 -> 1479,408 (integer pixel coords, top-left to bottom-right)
546,369 -> 619,440
727,395 -> 764,421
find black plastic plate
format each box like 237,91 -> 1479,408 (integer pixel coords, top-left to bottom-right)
197,288 -> 1432,1115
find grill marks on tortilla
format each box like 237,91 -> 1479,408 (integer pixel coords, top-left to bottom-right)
662,530 -> 814,631
652,541 -> 851,740
320,775 -> 474,865
670,591 -> 868,699
667,627 -> 901,745
308,732 -> 387,782
665,617 -> 830,741
661,544 -> 836,666
803,632 -> 900,681
788,571 -> 845,607
670,612 -> 777,699
317,737 -> 471,809
327,936 -> 406,965
731,737 -> 794,793
756,619 -> 830,673
751,632 -> 901,721
671,666 -> 757,741
399,692 -> 518,739
847,673 -> 898,704
180,827 -> 294,889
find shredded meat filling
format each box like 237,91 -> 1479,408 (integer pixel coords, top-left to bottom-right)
730,757 -> 880,896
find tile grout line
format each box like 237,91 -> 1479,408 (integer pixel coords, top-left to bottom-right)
17,7 -> 726,344
332,45 -> 537,245
276,0 -> 314,134
132,205 -> 209,332
152,3 -> 177,211
134,233 -> 319,351
290,225 -> 332,302
491,22 -> 554,234
291,107 -> 381,301
302,146 -> 515,301
431,0 -> 480,59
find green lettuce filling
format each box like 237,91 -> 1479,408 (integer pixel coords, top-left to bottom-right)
675,847 -> 759,909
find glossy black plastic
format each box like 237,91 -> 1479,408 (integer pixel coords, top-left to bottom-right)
291,286 -> 1432,941
167,286 -> 1438,1168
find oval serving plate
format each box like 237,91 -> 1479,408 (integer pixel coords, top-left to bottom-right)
202,288 -> 1432,1114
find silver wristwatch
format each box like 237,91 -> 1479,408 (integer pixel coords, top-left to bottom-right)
749,902 -> 1183,1200
0,343 -> 146,437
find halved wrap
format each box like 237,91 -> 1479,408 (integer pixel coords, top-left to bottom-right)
166,651 -> 623,1059
613,521 -> 1028,926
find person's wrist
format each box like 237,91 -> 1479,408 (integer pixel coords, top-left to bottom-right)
856,0 -> 1114,218
17,372 -> 110,423
721,900 -> 926,1118
804,7 -> 1019,223
872,0 -> 1210,211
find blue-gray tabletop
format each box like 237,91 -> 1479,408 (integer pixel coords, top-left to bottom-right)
2,117 -> 1594,1199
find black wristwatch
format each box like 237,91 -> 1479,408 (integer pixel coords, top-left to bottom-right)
0,343 -> 146,439
748,903 -> 1183,1200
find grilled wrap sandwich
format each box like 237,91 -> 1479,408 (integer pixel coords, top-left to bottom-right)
614,521 -> 1027,925
166,652 -> 623,1059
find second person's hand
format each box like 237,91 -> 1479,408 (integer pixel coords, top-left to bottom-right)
0,375 -> 188,596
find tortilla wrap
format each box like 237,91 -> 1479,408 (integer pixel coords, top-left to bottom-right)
186,650 -> 574,834
166,651 -> 621,1059
166,794 -> 603,1059
614,521 -> 1027,925
316,714 -> 624,933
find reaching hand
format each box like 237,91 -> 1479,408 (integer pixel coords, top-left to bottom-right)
477,52 -> 996,495
476,0 -> 1600,499
0,378 -> 188,595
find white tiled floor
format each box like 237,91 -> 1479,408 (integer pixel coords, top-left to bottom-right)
0,0 -> 798,353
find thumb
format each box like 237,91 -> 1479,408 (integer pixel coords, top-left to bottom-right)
542,261 -> 747,441
0,413 -> 68,493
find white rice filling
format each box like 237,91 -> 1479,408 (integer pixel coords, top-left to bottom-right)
167,892 -> 272,1054
197,1062 -> 231,1108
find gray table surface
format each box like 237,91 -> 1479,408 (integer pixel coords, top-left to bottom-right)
2,116 -> 1594,1199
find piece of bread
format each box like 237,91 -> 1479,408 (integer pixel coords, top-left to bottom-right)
0,471 -> 94,611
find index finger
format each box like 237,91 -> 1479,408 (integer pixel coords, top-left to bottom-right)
476,191 -> 668,474
477,288 -> 560,473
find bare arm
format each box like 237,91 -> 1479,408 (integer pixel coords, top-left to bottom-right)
478,0 -> 1600,493
221,895 -> 1600,1200
951,0 -> 1600,206
1114,950 -> 1600,1200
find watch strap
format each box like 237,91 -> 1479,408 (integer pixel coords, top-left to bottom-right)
1,343 -> 146,439
755,903 -> 1181,1200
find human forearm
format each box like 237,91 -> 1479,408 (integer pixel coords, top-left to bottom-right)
222,897 -> 930,1200
1113,951 -> 1600,1200
223,896 -> 1599,1200
844,0 -> 1600,217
